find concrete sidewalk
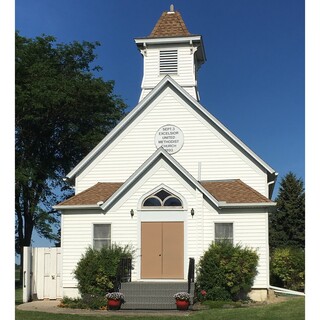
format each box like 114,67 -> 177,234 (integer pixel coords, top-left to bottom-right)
16,300 -> 192,317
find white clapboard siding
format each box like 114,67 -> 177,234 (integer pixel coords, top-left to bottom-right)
76,87 -> 267,196
62,160 -> 268,293
62,159 -> 199,288
200,203 -> 269,288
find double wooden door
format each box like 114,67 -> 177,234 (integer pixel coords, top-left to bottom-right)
141,222 -> 184,279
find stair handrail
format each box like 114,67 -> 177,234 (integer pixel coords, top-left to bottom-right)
187,257 -> 195,294
115,257 -> 132,291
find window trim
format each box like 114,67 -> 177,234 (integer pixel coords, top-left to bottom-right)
141,188 -> 183,209
138,184 -> 187,211
92,223 -> 111,250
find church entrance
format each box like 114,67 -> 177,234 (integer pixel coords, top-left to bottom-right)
141,222 -> 184,279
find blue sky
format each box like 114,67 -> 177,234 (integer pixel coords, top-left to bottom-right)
14,0 -> 305,248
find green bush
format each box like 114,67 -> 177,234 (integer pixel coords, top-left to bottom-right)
73,244 -> 133,297
60,294 -> 107,310
270,247 -> 305,291
59,296 -> 88,309
196,241 -> 259,301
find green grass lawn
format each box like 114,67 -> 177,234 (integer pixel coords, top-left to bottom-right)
15,297 -> 305,320
15,280 -> 23,306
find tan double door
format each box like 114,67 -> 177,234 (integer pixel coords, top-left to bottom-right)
141,222 -> 184,279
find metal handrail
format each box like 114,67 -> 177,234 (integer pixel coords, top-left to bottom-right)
115,257 -> 132,291
188,257 -> 195,294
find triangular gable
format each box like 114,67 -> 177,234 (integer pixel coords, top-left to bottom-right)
100,147 -> 220,212
66,76 -> 277,185
54,149 -> 276,211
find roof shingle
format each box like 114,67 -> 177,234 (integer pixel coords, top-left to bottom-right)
148,10 -> 191,38
58,182 -> 123,206
57,179 -> 271,207
200,179 -> 272,203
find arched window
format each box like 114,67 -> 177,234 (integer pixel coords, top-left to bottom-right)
142,189 -> 183,208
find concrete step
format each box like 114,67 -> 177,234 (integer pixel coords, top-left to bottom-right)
121,281 -> 193,290
122,302 -> 178,310
120,281 -> 195,310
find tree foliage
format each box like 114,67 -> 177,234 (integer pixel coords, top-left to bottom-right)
269,172 -> 305,250
270,246 -> 305,291
15,32 -> 127,260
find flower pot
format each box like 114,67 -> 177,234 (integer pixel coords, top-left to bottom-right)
176,299 -> 190,310
107,299 -> 121,310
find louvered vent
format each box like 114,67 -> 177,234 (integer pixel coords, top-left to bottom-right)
160,50 -> 178,74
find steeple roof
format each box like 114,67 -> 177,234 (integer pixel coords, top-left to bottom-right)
148,5 -> 191,38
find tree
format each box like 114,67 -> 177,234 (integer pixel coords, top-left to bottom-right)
269,171 -> 305,250
15,32 -> 127,275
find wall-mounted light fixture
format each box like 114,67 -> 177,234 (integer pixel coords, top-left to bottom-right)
191,208 -> 195,218
130,209 -> 134,218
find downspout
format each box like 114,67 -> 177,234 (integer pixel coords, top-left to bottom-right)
267,172 -> 278,199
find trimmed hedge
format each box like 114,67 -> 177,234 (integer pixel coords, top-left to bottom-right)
196,241 -> 259,301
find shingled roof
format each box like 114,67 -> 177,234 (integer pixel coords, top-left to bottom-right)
200,179 -> 272,204
58,182 -> 123,206
148,5 -> 191,38
57,179 -> 271,207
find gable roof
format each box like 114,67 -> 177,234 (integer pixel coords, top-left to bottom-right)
56,148 -> 275,210
66,76 -> 277,192
148,9 -> 191,38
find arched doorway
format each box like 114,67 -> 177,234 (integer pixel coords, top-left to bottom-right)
140,188 -> 184,279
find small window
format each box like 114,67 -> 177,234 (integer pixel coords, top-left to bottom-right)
155,189 -> 171,201
93,224 -> 111,250
160,50 -> 178,74
163,197 -> 182,207
142,188 -> 183,208
143,197 -> 162,206
215,223 -> 233,244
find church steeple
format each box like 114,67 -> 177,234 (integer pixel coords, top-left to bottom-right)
148,5 -> 191,38
135,5 -> 206,102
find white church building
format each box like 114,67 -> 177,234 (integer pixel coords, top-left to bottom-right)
54,5 -> 278,305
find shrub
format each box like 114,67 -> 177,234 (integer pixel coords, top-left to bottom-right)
73,244 -> 134,297
196,241 -> 259,301
59,294 -> 107,310
270,246 -> 305,291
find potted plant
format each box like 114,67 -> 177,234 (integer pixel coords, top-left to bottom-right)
173,292 -> 191,310
105,292 -> 124,310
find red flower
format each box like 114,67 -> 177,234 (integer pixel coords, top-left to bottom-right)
201,290 -> 207,296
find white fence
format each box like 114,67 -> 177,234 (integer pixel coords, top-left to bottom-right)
23,247 -> 62,302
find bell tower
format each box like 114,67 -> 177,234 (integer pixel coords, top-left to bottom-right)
135,5 -> 206,102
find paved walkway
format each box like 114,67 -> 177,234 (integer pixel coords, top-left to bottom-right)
16,300 -> 192,317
